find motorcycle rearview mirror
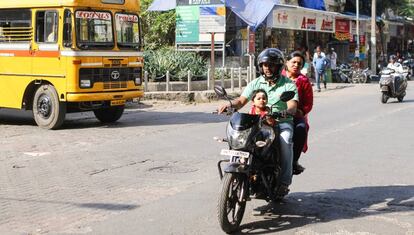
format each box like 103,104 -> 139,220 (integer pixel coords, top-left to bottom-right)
279,91 -> 295,102
214,85 -> 228,99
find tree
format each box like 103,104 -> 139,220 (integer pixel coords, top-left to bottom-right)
397,0 -> 414,16
344,0 -> 414,17
141,0 -> 176,50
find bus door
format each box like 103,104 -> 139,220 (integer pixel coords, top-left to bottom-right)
31,10 -> 65,84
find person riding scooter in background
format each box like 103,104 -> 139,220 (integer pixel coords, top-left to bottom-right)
387,55 -> 404,73
218,48 -> 298,199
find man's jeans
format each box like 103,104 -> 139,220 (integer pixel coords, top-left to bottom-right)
279,122 -> 294,186
315,69 -> 325,90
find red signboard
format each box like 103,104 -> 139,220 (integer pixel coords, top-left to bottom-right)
248,30 -> 255,54
335,19 -> 349,33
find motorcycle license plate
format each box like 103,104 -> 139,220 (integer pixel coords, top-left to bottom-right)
381,86 -> 388,91
220,149 -> 249,158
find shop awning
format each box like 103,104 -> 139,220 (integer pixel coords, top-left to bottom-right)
225,0 -> 279,30
298,0 -> 326,10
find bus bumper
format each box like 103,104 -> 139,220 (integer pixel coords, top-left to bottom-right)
66,90 -> 143,102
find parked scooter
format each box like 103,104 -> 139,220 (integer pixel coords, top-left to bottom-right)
213,86 -> 295,233
379,67 -> 408,103
337,63 -> 352,83
402,58 -> 414,80
351,67 -> 373,83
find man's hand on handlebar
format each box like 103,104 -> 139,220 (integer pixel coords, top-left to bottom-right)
218,103 -> 230,114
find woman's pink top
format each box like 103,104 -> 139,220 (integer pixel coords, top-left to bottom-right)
281,70 -> 313,117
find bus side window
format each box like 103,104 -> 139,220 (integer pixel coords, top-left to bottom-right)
0,9 -> 32,42
63,9 -> 72,47
36,11 -> 58,43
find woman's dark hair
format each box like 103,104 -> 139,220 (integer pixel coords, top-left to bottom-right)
251,89 -> 268,101
287,50 -> 305,69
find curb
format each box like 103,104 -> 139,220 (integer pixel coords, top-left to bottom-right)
141,84 -> 355,103
142,90 -> 243,103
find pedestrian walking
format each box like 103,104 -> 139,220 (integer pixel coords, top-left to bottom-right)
313,50 -> 330,92
330,48 -> 337,70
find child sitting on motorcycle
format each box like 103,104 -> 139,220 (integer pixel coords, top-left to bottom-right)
249,89 -> 275,126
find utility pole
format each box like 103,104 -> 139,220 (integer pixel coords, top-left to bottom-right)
356,0 -> 360,59
371,0 -> 376,74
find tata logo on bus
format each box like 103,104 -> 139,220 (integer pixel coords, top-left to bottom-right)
111,71 -> 120,80
76,11 -> 111,20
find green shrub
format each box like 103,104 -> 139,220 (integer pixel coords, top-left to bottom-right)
144,47 -> 207,81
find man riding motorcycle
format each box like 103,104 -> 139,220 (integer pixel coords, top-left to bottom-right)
387,55 -> 404,73
218,48 -> 298,198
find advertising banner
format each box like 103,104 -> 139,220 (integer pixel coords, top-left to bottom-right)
176,4 -> 225,43
335,18 -> 349,33
199,6 -> 226,33
176,6 -> 200,43
268,7 -> 334,33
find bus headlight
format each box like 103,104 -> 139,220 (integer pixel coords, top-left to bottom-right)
135,77 -> 142,85
80,79 -> 92,88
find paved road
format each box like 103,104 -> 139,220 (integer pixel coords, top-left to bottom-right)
0,83 -> 413,235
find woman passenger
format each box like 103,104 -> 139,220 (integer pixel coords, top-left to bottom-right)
282,51 -> 314,174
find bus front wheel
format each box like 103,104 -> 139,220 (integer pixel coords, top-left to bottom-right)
33,85 -> 66,129
93,106 -> 124,123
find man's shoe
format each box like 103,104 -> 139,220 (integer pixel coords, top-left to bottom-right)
293,162 -> 305,175
274,184 -> 289,201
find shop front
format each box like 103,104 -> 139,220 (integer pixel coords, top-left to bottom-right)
265,5 -> 335,55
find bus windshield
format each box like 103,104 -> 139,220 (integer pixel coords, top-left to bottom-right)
115,13 -> 140,50
75,10 -> 114,49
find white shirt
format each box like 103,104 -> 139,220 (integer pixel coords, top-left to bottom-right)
387,62 -> 404,73
313,52 -> 325,59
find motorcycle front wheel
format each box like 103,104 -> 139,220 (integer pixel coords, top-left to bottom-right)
217,173 -> 247,234
360,74 -> 367,83
381,93 -> 389,104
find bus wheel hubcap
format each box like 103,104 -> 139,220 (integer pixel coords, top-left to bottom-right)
38,95 -> 52,118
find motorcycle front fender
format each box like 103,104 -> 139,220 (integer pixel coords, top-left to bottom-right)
224,162 -> 248,174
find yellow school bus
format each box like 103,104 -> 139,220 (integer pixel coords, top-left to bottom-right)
0,0 -> 143,129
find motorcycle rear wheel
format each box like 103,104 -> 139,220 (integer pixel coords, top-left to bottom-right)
381,93 -> 389,104
217,173 -> 246,234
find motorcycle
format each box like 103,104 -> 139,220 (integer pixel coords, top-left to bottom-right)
351,68 -> 373,83
379,67 -> 408,103
337,63 -> 352,83
402,59 -> 414,80
214,85 -> 295,233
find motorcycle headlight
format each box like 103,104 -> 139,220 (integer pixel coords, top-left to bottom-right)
226,123 -> 252,150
